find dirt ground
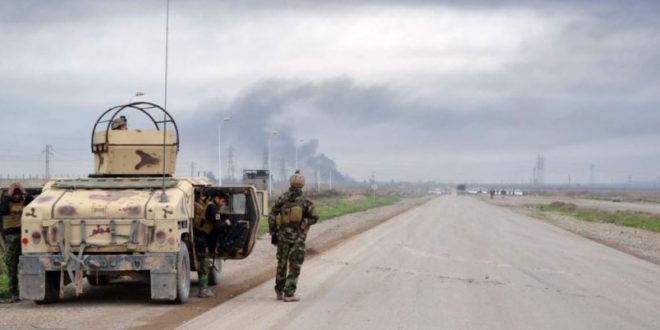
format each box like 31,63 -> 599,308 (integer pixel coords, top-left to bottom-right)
0,197 -> 431,330
482,195 -> 660,266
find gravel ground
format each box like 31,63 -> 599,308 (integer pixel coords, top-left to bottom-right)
0,197 -> 431,330
483,195 -> 660,266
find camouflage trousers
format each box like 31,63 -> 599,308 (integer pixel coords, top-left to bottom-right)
2,233 -> 20,297
196,247 -> 211,289
275,238 -> 306,296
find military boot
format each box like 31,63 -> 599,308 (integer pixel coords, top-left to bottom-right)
275,290 -> 283,301
198,288 -> 215,298
282,294 -> 300,302
10,295 -> 20,303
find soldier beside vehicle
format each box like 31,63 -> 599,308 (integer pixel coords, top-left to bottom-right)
1,182 -> 34,303
269,170 -> 318,302
193,191 -> 232,298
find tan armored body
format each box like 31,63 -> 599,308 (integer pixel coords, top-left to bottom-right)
19,102 -> 263,304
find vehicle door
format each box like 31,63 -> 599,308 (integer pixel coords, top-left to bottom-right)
203,186 -> 260,259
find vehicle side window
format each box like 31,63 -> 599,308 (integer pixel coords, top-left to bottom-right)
232,193 -> 246,214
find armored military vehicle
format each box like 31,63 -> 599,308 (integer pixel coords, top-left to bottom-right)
18,102 -> 261,304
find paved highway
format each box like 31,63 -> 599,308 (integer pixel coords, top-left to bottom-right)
180,196 -> 660,330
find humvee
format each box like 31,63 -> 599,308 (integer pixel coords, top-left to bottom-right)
19,102 -> 262,304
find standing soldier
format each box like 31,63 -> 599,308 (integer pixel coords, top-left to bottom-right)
193,191 -> 230,298
1,182 -> 34,302
268,170 -> 319,302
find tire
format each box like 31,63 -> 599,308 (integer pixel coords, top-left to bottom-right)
174,243 -> 191,304
87,275 -> 110,286
207,259 -> 223,286
35,271 -> 61,304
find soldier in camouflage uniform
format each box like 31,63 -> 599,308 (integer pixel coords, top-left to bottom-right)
268,170 -> 318,302
193,191 -> 230,298
1,182 -> 34,302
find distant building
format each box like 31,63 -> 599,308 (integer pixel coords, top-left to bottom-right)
242,169 -> 269,190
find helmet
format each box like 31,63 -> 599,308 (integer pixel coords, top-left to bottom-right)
289,170 -> 305,188
111,116 -> 127,130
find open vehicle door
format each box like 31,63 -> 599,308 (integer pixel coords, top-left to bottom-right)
204,185 -> 261,260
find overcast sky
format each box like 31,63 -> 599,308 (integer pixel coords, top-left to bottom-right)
1,0 -> 659,184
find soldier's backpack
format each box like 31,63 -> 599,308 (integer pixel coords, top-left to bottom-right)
193,199 -> 214,234
275,197 -> 304,226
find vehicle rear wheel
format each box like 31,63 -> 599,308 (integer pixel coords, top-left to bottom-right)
35,271 -> 60,304
174,243 -> 191,304
208,259 -> 223,286
87,275 -> 110,286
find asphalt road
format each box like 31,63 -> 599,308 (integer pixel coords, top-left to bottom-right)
180,195 -> 660,330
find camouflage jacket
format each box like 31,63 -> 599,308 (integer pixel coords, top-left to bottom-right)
268,188 -> 318,242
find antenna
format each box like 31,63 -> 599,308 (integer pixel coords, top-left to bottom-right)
160,0 -> 171,203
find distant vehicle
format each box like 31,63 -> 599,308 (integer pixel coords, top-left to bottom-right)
457,184 -> 467,195
19,102 -> 262,304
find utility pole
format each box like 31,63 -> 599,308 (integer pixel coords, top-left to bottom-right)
227,146 -> 235,183
43,144 -> 54,179
217,116 -> 231,186
316,165 -> 321,193
268,130 -> 278,197
329,157 -> 336,190
262,148 -> 269,170
190,161 -> 197,177
533,155 -> 544,186
279,158 -> 287,183
295,139 -> 304,170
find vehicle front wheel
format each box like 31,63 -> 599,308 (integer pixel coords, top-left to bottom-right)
174,243 -> 191,304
